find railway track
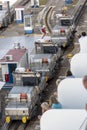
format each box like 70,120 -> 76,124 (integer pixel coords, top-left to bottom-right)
44,6 -> 53,34
43,0 -> 66,34
2,121 -> 35,130
1,122 -> 12,130
2,121 -> 22,130
20,0 -> 30,6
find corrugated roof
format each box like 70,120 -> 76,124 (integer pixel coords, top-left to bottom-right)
0,48 -> 27,63
0,36 -> 50,60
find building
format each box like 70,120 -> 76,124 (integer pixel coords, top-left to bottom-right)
0,47 -> 28,83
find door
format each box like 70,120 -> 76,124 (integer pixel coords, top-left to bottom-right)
21,10 -> 24,22
8,64 -> 17,83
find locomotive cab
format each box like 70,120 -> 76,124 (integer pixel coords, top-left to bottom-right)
5,68 -> 47,123
35,41 -> 61,59
59,17 -> 73,27
13,68 -> 46,92
5,68 -> 47,124
59,17 -> 75,32
29,54 -> 57,81
51,16 -> 74,47
5,86 -> 39,123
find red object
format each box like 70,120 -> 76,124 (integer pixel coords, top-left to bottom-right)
41,28 -> 46,34
41,28 -> 46,39
20,93 -> 27,99
42,58 -> 48,64
5,74 -> 10,83
60,29 -> 65,33
25,68 -> 31,72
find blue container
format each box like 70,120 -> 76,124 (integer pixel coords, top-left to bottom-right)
15,9 -> 24,24
25,29 -> 34,34
65,0 -> 73,4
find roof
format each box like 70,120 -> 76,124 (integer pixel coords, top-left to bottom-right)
0,48 -> 27,63
53,25 -> 68,30
6,102 -> 29,109
0,36 -> 50,60
9,86 -> 33,94
15,5 -> 24,9
31,54 -> 52,59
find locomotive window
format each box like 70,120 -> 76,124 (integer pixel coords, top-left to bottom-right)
30,61 -> 41,68
43,46 -> 58,54
23,110 -> 25,113
25,17 -> 31,27
0,5 -> 2,10
22,77 -> 40,86
61,19 -> 73,26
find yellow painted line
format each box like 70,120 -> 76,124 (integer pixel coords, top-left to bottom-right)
40,5 -> 46,7
0,36 -> 5,38
18,24 -> 24,27
34,34 -> 42,36
50,6 -> 55,8
35,24 -> 40,27
0,33 -> 42,38
67,53 -> 73,59
25,34 -> 42,37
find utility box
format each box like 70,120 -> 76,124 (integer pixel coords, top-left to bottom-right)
24,14 -> 34,34
15,6 -> 24,23
65,0 -> 73,4
31,0 -> 39,8
0,46 -> 28,83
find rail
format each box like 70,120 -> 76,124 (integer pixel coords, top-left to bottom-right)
1,122 -> 12,130
44,6 -> 54,34
1,121 -> 22,130
20,0 -> 30,6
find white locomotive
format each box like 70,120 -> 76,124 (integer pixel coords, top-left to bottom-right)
5,68 -> 46,123
51,0 -> 87,47
29,39 -> 61,82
